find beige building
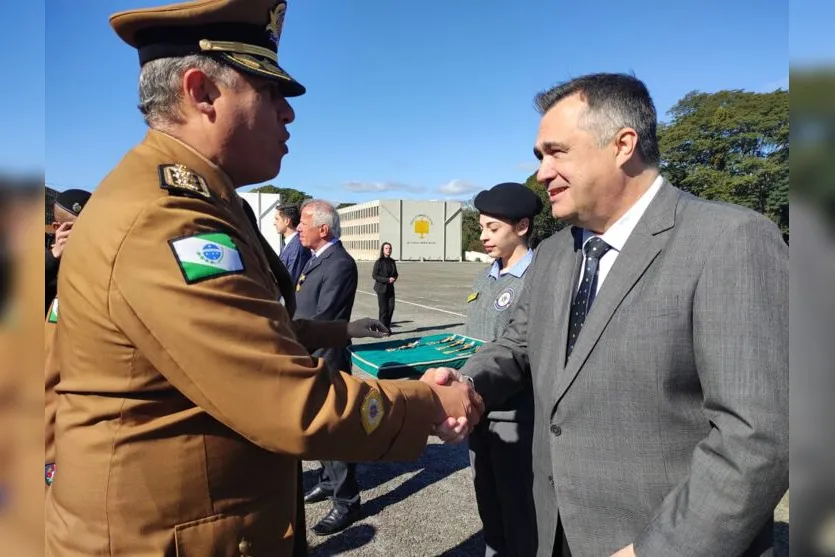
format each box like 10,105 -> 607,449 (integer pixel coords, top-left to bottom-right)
338,199 -> 463,261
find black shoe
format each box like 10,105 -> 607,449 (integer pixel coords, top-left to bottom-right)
311,505 -> 360,536
303,485 -> 333,504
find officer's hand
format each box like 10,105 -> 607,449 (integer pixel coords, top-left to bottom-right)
420,368 -> 484,443
346,317 -> 390,338
50,222 -> 73,259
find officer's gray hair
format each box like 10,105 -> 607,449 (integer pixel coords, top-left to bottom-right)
301,199 -> 341,238
137,55 -> 239,128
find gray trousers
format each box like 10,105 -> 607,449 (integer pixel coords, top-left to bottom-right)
469,419 -> 538,557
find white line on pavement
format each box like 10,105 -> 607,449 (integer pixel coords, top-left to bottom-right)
356,290 -> 466,317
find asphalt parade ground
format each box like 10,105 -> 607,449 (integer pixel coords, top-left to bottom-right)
301,261 -> 789,556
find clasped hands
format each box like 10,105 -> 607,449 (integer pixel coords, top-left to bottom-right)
420,367 -> 484,444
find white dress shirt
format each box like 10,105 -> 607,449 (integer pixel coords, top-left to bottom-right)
577,175 -> 664,295
312,238 -> 338,259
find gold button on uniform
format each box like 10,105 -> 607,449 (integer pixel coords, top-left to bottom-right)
238,537 -> 251,556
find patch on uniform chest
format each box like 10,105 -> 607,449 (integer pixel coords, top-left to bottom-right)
360,389 -> 385,435
47,298 -> 59,323
494,287 -> 514,311
169,232 -> 245,284
466,291 -> 479,303
158,164 -> 212,200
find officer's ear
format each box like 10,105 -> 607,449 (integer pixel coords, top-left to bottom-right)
182,68 -> 219,118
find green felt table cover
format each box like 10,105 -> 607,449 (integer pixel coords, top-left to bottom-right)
349,333 -> 485,379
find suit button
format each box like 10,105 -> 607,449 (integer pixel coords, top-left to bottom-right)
550,424 -> 562,436
238,537 -> 252,556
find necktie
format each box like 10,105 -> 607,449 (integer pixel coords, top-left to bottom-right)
566,236 -> 612,359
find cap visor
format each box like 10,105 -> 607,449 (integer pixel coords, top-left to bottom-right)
218,52 -> 305,97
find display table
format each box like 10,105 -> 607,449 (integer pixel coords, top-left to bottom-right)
349,333 -> 485,379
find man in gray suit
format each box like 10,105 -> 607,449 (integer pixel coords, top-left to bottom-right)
432,73 -> 788,556
295,199 -> 363,536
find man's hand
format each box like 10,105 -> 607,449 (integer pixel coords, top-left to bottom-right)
346,317 -> 390,338
50,222 -> 73,259
420,368 -> 484,443
611,544 -> 635,557
388,277 -> 395,284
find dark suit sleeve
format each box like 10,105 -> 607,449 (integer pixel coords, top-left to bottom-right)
45,248 -> 60,282
634,214 -> 789,556
458,251 -> 535,408
392,260 -> 398,280
312,257 -> 359,322
372,260 -> 387,284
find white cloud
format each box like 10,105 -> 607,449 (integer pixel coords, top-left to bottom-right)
343,181 -> 424,193
437,179 -> 479,196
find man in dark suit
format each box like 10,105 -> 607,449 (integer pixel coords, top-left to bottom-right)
275,203 -> 311,285
294,199 -> 362,535
434,73 -> 788,556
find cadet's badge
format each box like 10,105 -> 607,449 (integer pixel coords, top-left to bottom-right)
169,232 -> 245,284
47,298 -> 59,323
466,292 -> 479,303
494,288 -> 514,311
361,389 -> 385,435
158,164 -> 211,200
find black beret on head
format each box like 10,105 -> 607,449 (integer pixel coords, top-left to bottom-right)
55,189 -> 92,216
473,182 -> 543,221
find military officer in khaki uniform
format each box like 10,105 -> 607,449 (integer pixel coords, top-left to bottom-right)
44,1 -> 482,555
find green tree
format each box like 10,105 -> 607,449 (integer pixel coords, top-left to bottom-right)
461,202 -> 484,253
249,185 -> 311,205
524,172 -> 565,243
658,89 -> 789,239
336,202 -> 357,209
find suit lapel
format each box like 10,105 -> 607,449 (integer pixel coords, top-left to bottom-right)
551,181 -> 680,408
301,242 -> 340,277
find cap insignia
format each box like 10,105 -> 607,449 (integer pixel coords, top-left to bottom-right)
266,2 -> 286,47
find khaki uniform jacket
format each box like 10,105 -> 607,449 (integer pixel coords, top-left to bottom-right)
44,130 -> 437,557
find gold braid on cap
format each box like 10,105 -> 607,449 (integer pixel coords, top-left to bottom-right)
198,39 -> 277,63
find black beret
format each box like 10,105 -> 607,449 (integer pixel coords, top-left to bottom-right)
55,189 -> 92,216
473,182 -> 543,221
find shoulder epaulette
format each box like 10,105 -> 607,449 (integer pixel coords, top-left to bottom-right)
158,164 -> 212,201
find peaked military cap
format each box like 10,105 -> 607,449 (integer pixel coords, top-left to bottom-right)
55,189 -> 92,217
110,0 -> 305,97
474,182 -> 543,221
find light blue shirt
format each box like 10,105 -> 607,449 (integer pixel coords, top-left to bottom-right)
488,248 -> 534,279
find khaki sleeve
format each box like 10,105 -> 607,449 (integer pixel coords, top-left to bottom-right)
110,197 -> 436,462
44,320 -> 59,466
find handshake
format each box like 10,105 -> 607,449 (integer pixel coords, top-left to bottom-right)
419,367 -> 484,444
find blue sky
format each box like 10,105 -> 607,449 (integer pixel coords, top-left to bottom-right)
34,0 -> 788,203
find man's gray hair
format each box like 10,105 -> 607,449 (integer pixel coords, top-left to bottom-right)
534,73 -> 660,166
138,55 -> 239,128
301,199 -> 341,238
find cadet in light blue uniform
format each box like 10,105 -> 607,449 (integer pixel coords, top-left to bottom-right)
464,182 -> 542,557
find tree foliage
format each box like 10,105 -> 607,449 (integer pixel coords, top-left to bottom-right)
249,185 -> 311,206
524,172 -> 565,244
658,89 -> 789,238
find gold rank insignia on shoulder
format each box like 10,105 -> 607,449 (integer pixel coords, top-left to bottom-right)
158,164 -> 212,200
466,292 -> 479,303
360,389 -> 385,435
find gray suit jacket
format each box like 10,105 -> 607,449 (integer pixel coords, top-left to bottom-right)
461,181 -> 789,557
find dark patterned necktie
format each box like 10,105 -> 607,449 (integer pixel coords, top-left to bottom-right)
566,236 -> 612,359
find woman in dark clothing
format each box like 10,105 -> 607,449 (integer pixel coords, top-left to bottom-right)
371,242 -> 398,329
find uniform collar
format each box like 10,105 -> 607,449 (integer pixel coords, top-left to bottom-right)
144,129 -> 237,205
488,248 -> 533,279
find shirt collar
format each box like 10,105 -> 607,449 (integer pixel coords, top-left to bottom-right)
313,238 -> 339,258
285,230 -> 298,242
488,248 -> 534,279
582,174 -> 664,253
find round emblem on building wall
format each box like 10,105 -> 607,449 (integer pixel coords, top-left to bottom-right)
494,288 -> 514,311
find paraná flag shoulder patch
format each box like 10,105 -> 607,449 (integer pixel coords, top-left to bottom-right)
169,232 -> 245,284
